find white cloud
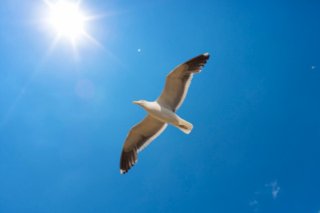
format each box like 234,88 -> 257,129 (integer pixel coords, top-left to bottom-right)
266,180 -> 280,199
249,180 -> 280,212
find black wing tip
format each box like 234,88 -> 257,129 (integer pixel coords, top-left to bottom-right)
200,52 -> 210,61
203,52 -> 210,57
185,52 -> 210,71
120,149 -> 138,175
188,52 -> 210,62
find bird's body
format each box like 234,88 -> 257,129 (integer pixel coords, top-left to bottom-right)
133,100 -> 193,134
120,53 -> 210,174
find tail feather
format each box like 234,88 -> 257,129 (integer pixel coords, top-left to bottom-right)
177,119 -> 193,134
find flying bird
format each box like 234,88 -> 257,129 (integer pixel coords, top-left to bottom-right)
120,53 -> 210,174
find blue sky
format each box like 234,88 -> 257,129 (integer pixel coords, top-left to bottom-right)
0,0 -> 320,212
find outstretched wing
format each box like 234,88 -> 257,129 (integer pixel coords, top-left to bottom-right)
157,53 -> 210,111
120,115 -> 167,174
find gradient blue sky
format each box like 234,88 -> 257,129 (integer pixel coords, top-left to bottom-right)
0,0 -> 320,212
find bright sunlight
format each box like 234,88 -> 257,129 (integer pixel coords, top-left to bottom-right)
44,0 -> 100,50
48,1 -> 86,40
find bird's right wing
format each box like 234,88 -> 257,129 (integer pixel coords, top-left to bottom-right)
120,115 -> 167,174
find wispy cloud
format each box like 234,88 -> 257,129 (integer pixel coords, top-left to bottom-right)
249,199 -> 259,212
266,180 -> 280,199
249,200 -> 258,206
249,180 -> 281,212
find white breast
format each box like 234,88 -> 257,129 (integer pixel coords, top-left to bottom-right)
145,102 -> 180,125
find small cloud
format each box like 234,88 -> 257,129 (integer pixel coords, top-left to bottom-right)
249,200 -> 258,206
249,199 -> 259,212
249,180 -> 280,212
137,48 -> 142,53
266,180 -> 280,199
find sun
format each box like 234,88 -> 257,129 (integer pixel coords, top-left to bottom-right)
48,1 -> 86,41
44,0 -> 100,49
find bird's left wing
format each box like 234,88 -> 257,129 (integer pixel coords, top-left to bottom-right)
120,115 -> 167,174
157,53 -> 210,111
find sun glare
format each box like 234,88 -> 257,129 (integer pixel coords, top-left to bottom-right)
48,1 -> 86,40
43,0 -> 101,51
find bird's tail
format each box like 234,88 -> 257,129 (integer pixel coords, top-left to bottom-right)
177,118 -> 193,134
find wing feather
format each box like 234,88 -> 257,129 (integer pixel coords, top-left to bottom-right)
157,53 -> 210,111
120,115 -> 167,174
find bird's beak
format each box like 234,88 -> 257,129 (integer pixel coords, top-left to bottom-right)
132,101 -> 139,105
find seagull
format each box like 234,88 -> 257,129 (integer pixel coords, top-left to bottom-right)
120,53 -> 210,174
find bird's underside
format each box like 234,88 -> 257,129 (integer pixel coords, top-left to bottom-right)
120,52 -> 210,174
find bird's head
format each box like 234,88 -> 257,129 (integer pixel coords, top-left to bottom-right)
132,100 -> 147,107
